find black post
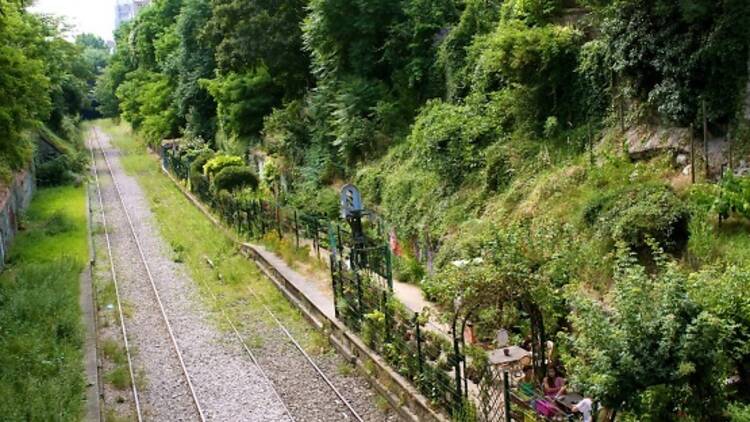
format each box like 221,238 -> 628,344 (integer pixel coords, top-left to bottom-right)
331,254 -> 339,319
452,314 -> 463,407
703,99 -> 709,179
415,313 -> 423,376
294,210 -> 300,249
355,271 -> 364,319
315,220 -> 321,260
691,130 -> 696,184
383,290 -> 391,343
259,201 -> 265,235
503,370 -> 511,422
728,129 -> 733,174
276,204 -> 282,238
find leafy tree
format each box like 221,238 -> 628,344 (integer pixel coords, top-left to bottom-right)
437,0 -> 504,99
202,69 -> 282,145
303,0 -> 401,81
95,24 -> 137,117
208,0 -> 310,97
0,1 -> 51,171
175,0 -> 216,141
75,33 -> 111,118
565,244 -> 731,420
689,265 -> 750,398
599,0 -> 750,125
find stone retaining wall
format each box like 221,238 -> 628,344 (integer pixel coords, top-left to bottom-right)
0,168 -> 35,269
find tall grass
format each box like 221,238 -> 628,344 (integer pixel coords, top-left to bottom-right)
0,185 -> 87,420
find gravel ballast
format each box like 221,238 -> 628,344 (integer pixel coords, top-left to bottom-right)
92,129 -> 400,421
92,133 -> 288,421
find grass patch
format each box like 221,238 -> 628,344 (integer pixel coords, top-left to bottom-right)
98,119 -> 330,355
102,339 -> 127,365
338,361 -> 354,377
105,366 -> 131,390
105,407 -> 133,422
0,185 -> 87,420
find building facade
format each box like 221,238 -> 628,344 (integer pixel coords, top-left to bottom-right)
115,0 -> 151,29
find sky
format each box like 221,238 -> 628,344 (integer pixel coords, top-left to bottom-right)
29,0 -> 118,41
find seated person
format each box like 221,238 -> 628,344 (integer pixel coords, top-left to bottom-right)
573,397 -> 594,422
518,366 -> 536,398
542,366 -> 567,399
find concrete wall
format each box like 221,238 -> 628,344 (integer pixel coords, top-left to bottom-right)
0,168 -> 35,269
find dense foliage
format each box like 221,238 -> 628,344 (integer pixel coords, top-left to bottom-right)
99,0 -> 750,418
0,1 -> 107,181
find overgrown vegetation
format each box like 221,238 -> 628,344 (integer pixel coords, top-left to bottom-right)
98,0 -> 750,419
0,185 -> 88,420
0,1 -> 109,182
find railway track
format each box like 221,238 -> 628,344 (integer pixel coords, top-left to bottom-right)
89,136 -> 144,422
90,127 -> 370,421
202,257 -> 366,422
91,129 -> 205,421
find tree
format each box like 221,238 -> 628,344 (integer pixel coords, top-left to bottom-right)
565,244 -> 731,420
76,33 -> 111,118
599,0 -> 750,125
0,1 -> 51,170
689,265 -> 750,399
175,0 -> 216,141
208,0 -> 310,97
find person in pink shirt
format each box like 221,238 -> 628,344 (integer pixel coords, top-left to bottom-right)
542,366 -> 567,398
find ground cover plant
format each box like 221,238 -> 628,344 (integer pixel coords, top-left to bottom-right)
0,185 -> 88,420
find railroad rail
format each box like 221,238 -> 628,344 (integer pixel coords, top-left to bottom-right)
89,133 -> 144,422
92,128 -> 365,422
92,129 -> 206,421
203,257 -> 365,422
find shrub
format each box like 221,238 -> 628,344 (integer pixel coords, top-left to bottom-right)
394,255 -> 426,284
483,143 -> 513,192
212,165 -> 258,192
289,185 -> 340,219
714,174 -> 750,221
410,100 -> 494,187
203,154 -> 243,178
35,152 -> 87,186
583,183 -> 690,254
189,150 -> 214,197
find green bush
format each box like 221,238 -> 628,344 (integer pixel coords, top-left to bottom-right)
394,255 -> 426,284
289,185 -> 340,219
410,100 -> 494,187
714,174 -> 750,221
35,153 -> 87,187
203,154 -> 244,178
189,150 -> 214,196
583,183 -> 690,254
212,165 -> 258,192
483,143 -> 513,192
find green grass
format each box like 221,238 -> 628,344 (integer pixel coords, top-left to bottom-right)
105,366 -> 131,390
97,119 -> 331,354
0,184 -> 88,420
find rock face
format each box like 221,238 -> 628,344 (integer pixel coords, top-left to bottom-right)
0,168 -> 35,269
626,126 -> 692,161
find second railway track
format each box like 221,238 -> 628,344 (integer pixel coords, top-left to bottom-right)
90,128 -> 385,421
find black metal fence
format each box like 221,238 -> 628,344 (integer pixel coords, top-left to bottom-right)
162,147 -> 531,422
